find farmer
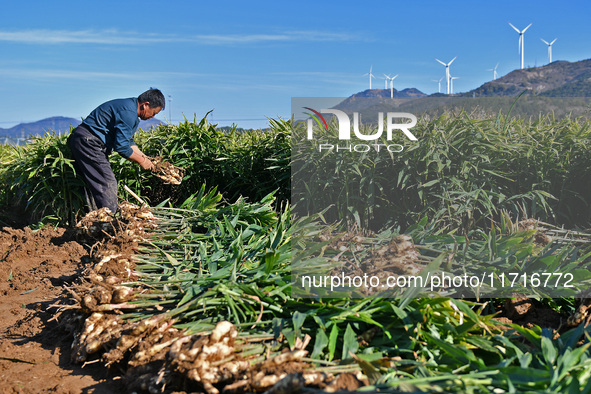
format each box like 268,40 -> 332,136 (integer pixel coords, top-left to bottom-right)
68,88 -> 165,213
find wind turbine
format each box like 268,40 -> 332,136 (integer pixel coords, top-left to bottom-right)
435,57 -> 456,94
382,74 -> 390,89
363,66 -> 376,89
541,38 -> 557,63
450,76 -> 460,95
388,74 -> 398,98
487,63 -> 499,80
508,22 -> 532,69
432,77 -> 443,93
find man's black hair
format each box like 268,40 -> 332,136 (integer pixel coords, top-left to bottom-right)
138,88 -> 166,109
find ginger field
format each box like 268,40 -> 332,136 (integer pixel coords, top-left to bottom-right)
2,113 -> 591,392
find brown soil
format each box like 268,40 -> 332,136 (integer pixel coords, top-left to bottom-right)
0,225 -> 124,393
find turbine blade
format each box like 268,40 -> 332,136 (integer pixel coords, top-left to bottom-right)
508,22 -> 520,33
435,58 -> 446,66
449,56 -> 457,65
541,38 -> 549,45
523,23 -> 532,33
551,38 -> 557,45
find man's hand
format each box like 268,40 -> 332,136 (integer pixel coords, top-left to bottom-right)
139,156 -> 154,171
129,145 -> 154,170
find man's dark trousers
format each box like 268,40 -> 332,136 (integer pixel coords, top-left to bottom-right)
68,125 -> 118,213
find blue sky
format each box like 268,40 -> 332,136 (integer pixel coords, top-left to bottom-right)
0,0 -> 589,129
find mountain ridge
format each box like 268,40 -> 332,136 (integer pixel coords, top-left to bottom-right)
465,58 -> 591,97
330,58 -> 591,119
0,116 -> 164,139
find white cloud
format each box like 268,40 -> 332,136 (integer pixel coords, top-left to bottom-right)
0,29 -> 359,45
193,31 -> 357,44
0,68 -> 211,81
0,29 -> 158,45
